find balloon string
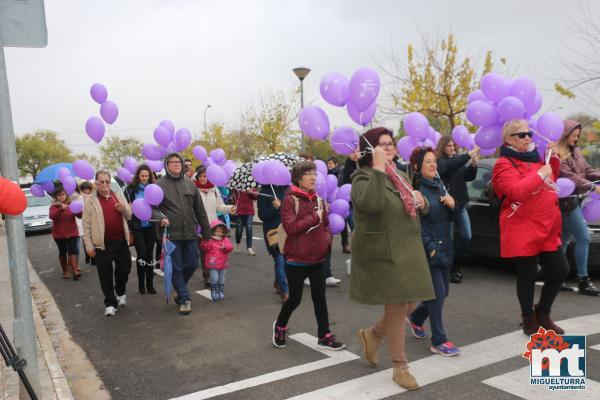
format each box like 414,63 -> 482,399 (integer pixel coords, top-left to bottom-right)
270,184 -> 278,199
435,171 -> 448,196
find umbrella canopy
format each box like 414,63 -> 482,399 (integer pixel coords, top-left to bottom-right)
34,163 -> 74,183
228,161 -> 258,192
254,152 -> 304,168
160,229 -> 176,302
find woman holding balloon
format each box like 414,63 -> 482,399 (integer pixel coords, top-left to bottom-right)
126,165 -> 158,295
49,186 -> 82,280
557,120 -> 600,296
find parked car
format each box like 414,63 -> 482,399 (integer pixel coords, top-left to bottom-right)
465,158 -> 600,272
23,189 -> 53,234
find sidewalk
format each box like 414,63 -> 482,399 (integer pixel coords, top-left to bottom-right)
0,229 -> 74,400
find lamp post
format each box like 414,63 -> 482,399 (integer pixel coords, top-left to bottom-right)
202,104 -> 212,143
293,67 -> 310,152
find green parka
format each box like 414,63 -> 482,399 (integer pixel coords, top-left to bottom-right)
349,166 -> 435,305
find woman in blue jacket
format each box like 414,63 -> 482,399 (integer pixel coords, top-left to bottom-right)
407,147 -> 460,357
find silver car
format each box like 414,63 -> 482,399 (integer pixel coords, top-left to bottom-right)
23,188 -> 53,234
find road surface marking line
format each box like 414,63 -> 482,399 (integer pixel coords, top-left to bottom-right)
169,333 -> 359,400
483,366 -> 599,399
591,344 -> 600,351
195,290 -> 212,300
154,269 -> 164,277
286,313 -> 600,400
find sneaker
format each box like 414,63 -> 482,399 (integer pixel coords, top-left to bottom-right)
272,321 -> 287,348
405,316 -> 426,339
116,294 -> 126,306
304,278 -> 310,286
430,341 -> 461,357
326,276 -> 341,287
247,248 -> 256,256
318,333 -> 346,351
234,243 -> 241,253
104,306 -> 117,316
179,300 -> 191,315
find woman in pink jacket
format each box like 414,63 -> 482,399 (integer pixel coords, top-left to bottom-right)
200,220 -> 234,301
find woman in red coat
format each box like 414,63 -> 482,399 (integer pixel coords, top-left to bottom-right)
492,119 -> 569,335
49,186 -> 82,280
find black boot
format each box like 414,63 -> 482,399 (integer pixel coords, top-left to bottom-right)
146,265 -> 157,294
450,263 -> 462,283
85,254 -> 90,264
578,276 -> 600,296
137,264 -> 146,294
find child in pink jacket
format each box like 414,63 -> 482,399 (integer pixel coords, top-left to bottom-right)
201,220 -> 234,301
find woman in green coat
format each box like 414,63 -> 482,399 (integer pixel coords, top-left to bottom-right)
351,127 -> 435,391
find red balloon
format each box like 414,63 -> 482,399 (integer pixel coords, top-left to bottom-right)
0,178 -> 27,215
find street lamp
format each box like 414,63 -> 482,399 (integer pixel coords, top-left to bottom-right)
203,104 -> 212,142
293,67 -> 310,152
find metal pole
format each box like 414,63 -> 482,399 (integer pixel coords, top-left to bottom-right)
300,79 -> 305,153
0,38 -> 41,398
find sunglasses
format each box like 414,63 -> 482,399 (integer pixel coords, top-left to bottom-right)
510,131 -> 533,139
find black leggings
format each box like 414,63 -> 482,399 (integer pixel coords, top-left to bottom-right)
54,237 -> 79,257
276,262 -> 330,338
513,250 -> 569,316
133,227 -> 156,268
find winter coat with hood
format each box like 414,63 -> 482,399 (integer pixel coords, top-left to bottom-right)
194,182 -> 234,223
437,153 -> 477,208
232,190 -> 257,215
200,221 -> 233,270
559,120 -> 600,195
152,153 -> 211,241
257,185 -> 287,232
492,148 -> 562,258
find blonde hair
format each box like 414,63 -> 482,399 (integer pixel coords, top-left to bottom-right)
501,119 -> 528,144
557,126 -> 581,161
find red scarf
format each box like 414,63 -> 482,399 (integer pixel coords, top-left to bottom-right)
195,181 -> 214,190
290,185 -> 317,201
385,164 -> 416,218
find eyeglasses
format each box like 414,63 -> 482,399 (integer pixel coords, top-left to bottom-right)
510,131 -> 533,139
167,160 -> 182,165
303,171 -> 317,176
377,142 -> 395,148
96,179 -> 110,185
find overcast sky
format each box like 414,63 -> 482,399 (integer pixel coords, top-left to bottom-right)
4,0 -> 599,155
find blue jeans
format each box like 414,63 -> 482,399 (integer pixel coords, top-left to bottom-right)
561,206 -> 590,277
410,261 -> 451,346
209,269 -> 226,286
264,232 -> 288,294
170,240 -> 199,302
451,206 -> 472,262
235,215 -> 253,249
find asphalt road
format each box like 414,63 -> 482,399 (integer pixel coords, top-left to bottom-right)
26,227 -> 600,400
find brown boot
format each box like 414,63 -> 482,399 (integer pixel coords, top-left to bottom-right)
357,328 -> 381,366
534,306 -> 564,335
521,314 -> 539,336
69,255 -> 81,280
392,368 -> 419,391
59,256 -> 69,279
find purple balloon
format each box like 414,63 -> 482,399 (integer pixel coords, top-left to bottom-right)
465,134 -> 476,151
452,125 -> 470,147
525,91 -> 543,118
69,200 -> 83,214
252,161 -> 267,185
73,159 -> 95,180
328,187 -> 339,204
117,167 -> 133,184
335,184 -> 352,202
510,76 -> 537,108
529,117 -> 538,133
536,140 -> 548,160
62,176 -> 77,195
466,100 -> 498,127
223,162 -> 236,178
474,124 -> 503,149
330,199 -> 350,219
159,120 -> 175,136
193,146 -> 208,161
206,164 -> 229,186
348,67 -> 380,112
480,72 -> 510,102
124,156 -> 138,175
320,72 -> 350,107
41,181 -> 55,194
90,83 -> 108,104
396,136 -> 419,160
537,112 -> 564,141
57,167 -> 71,180
480,147 -> 497,157
467,89 -> 488,104
314,160 -> 328,176
591,192 -> 600,201
142,144 -> 163,161
556,178 -> 575,199
316,172 -> 327,198
146,160 -> 163,172
100,101 -> 119,125
264,160 -> 291,186
299,106 -> 330,140
404,112 -> 429,140
174,128 -> 192,151
209,148 -> 226,165
347,100 -> 376,127
328,213 -> 346,235
582,199 -> 600,223
432,131 -> 442,146
496,96 -> 526,122
326,174 -> 338,194
85,116 -> 105,143
132,198 -> 152,221
30,184 -> 45,197
153,126 -> 172,147
330,126 -> 359,155
144,183 -> 164,206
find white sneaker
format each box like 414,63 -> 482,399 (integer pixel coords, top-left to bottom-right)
104,306 -> 117,316
117,294 -> 126,306
304,278 -> 310,286
234,243 -> 241,253
247,248 -> 256,256
326,277 -> 341,287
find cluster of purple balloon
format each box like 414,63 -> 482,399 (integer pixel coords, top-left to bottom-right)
131,184 -> 164,221
330,126 -> 360,156
85,83 -> 119,144
309,160 -> 350,235
193,146 -> 236,186
141,120 -> 192,161
396,112 -> 441,160
252,160 -> 291,186
582,194 -> 600,223
116,157 -> 163,185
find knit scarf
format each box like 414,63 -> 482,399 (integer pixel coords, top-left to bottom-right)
290,185 -> 317,201
195,181 -> 214,190
499,145 -> 539,163
384,164 -> 416,218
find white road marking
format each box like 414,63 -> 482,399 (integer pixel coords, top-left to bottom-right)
286,313 -> 600,400
536,281 -> 579,292
154,269 -> 164,277
195,289 -> 211,300
169,333 -> 359,400
483,366 -> 599,399
591,344 -> 600,351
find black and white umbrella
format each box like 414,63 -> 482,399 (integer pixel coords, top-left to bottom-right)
253,152 -> 304,168
228,161 -> 258,192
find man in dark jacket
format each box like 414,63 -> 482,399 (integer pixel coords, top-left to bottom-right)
153,153 -> 211,315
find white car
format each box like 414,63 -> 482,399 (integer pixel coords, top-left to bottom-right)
23,188 -> 53,234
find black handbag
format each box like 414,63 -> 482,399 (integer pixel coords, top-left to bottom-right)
558,196 -> 581,214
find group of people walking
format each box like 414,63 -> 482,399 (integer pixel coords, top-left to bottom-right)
46,118 -> 600,392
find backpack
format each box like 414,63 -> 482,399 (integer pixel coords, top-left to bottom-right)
487,156 -> 519,221
274,196 -> 299,255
